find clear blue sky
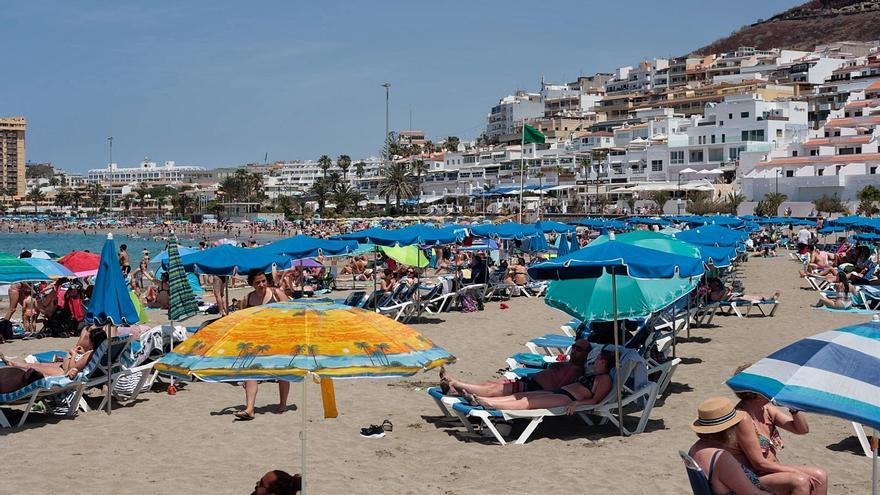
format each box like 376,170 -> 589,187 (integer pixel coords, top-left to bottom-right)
3,1 -> 800,172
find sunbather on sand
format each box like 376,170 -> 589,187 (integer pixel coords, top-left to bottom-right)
707,278 -> 779,303
439,340 -> 591,397
1,328 -> 106,379
813,272 -> 852,310
460,351 -> 614,414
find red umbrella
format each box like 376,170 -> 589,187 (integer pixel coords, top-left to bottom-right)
58,251 -> 101,277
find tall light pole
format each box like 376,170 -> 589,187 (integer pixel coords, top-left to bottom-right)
775,168 -> 780,196
107,136 -> 114,212
382,83 -> 391,163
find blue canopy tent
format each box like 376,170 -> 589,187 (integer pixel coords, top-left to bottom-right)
263,235 -> 358,257
570,218 -> 629,230
85,234 -> 140,415
176,245 -> 292,276
468,222 -> 539,240
674,224 -> 747,248
818,225 -> 847,234
702,215 -> 745,228
151,246 -> 199,264
528,240 -> 704,434
625,217 -> 672,227
333,225 -> 465,247
535,220 -> 576,234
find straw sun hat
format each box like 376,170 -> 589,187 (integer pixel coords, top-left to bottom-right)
690,397 -> 746,434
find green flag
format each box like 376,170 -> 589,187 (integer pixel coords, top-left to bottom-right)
523,124 -> 545,144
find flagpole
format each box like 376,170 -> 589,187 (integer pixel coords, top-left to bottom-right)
518,122 -> 525,223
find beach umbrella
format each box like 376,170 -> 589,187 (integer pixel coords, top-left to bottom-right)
58,250 -> 101,277
263,235 -> 358,257
674,224 -> 745,248
535,220 -> 576,234
176,244 -> 290,276
0,253 -> 52,283
166,234 -> 199,324
29,249 -> 60,260
85,234 -> 140,414
380,245 -> 429,268
727,318 -> 880,494
556,233 -> 571,257
529,239 -> 704,435
156,299 -> 455,494
150,246 -> 199,264
23,258 -> 76,279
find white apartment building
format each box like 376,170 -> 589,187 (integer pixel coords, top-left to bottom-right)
264,158 -> 384,200
87,159 -> 205,184
742,84 -> 880,202
486,91 -> 544,140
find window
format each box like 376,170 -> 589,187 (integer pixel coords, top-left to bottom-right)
741,129 -> 765,142
689,150 -> 704,163
792,150 -> 798,157
728,113 -> 733,119
776,129 -> 783,138
817,168 -> 824,176
840,147 -> 854,155
721,134 -> 726,143
651,160 -> 663,172
741,111 -> 749,118
856,147 -> 862,154
670,151 -> 684,164
786,170 -> 794,177
871,167 -> 877,175
729,148 -> 740,160
810,149 -> 818,156
711,135 -> 716,144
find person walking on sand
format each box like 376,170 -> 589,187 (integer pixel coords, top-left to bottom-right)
234,269 -> 290,421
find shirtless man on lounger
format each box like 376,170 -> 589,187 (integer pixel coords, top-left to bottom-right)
438,340 -> 591,397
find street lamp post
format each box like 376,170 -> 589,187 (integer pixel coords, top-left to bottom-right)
775,168 -> 780,196
107,136 -> 113,211
382,83 -> 391,163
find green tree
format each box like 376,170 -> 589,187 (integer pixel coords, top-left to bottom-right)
326,171 -> 343,192
26,186 -> 45,213
337,154 -> 352,180
274,195 -> 295,217
309,178 -> 330,213
378,162 -> 418,210
86,183 -> 104,208
725,192 -> 746,216
172,194 -> 195,217
354,161 -> 366,179
134,186 -> 150,216
318,155 -> 332,179
813,193 -> 848,216
207,201 -> 225,218
331,183 -> 365,214
856,185 -> 880,216
54,188 -> 71,208
755,192 -> 787,217
444,136 -> 460,152
646,191 -> 671,212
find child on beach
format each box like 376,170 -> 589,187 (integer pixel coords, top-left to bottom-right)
21,286 -> 38,335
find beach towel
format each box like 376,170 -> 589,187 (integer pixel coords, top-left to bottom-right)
815,306 -> 878,315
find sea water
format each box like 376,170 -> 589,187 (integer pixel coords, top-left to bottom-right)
0,232 -> 170,260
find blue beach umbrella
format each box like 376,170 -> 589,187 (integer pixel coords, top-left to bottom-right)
727,319 -> 880,493
85,234 -> 140,415
556,233 -> 571,257
166,234 -> 199,324
535,220 -> 576,234
23,258 -> 76,279
529,239 -> 704,435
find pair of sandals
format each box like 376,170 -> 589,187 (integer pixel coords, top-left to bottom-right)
360,419 -> 393,438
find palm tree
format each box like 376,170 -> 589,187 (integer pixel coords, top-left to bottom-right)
307,345 -> 319,368
318,155 -> 332,180
135,186 -> 149,216
374,343 -> 391,365
309,179 -> 329,213
233,342 -> 253,368
173,194 -> 195,217
445,136 -> 460,152
856,185 -> 880,216
87,183 -> 104,209
337,154 -> 352,180
331,183 -> 365,214
247,344 -> 271,368
26,186 -> 45,213
757,192 -> 788,217
725,192 -> 746,216
411,159 -> 428,215
326,171 -> 343,191
423,141 -> 437,155
378,162 -> 418,210
354,342 -> 375,366
354,161 -> 366,179
288,344 -> 306,367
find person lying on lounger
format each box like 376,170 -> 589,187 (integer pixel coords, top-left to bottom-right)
707,278 -> 779,304
459,351 -> 614,414
1,328 -> 106,379
439,340 -> 591,397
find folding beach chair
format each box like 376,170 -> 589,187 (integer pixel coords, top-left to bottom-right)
679,451 -> 714,495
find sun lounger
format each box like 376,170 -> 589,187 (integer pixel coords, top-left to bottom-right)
803,274 -> 831,292
852,422 -> 878,459
679,451 -> 714,495
419,284 -> 457,314
856,285 -> 880,310
717,298 -> 779,318
0,374 -> 86,428
378,283 -> 419,322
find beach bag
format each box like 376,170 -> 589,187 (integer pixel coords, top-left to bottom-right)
461,294 -> 478,313
0,319 -> 14,341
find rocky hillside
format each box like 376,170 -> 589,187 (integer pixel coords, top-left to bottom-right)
694,0 -> 880,54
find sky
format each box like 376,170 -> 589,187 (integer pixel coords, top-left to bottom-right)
2,1 -> 801,173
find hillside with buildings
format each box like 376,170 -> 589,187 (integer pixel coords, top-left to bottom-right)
696,0 -> 880,54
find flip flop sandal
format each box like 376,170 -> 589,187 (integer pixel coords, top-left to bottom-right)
233,410 -> 255,421
381,419 -> 393,432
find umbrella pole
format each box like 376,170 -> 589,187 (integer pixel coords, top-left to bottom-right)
610,268 -> 623,436
373,245 -> 379,312
301,373 -> 309,495
873,427 -> 878,495
106,324 -> 113,415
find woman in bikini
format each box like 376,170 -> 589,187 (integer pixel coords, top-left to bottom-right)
732,385 -> 827,495
688,396 -> 771,495
144,271 -> 171,309
2,328 -> 106,379
235,270 -> 290,421
462,352 -> 615,414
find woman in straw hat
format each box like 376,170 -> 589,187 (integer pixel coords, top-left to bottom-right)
688,397 -> 812,494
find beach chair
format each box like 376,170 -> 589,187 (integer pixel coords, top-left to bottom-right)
679,451 -> 714,495
517,274 -> 547,298
803,274 -> 831,292
717,298 -> 779,318
0,374 -> 86,428
378,283 -> 419,322
852,422 -> 878,459
447,353 -> 658,444
341,291 -> 367,307
856,285 -> 880,310
420,284 -> 457,314
75,336 -> 134,412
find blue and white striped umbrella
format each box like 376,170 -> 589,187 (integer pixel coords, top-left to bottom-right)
727,319 -> 880,493
727,319 -> 880,429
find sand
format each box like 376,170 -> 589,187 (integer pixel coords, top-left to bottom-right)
1,255 -> 876,494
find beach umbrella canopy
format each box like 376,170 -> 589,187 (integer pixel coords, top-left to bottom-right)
626,217 -> 671,226
0,253 -> 52,283
828,215 -> 864,227
165,234 -> 199,323
674,224 -> 745,248
334,226 -> 464,247
177,244 -> 291,276
58,250 -> 101,277
263,235 -> 358,257
379,245 -> 429,268
150,246 -> 199,264
525,232 -> 550,252
727,319 -> 880,493
818,226 -> 847,234
556,233 -> 571,257
29,249 -> 60,260
469,222 -> 540,240
23,258 -> 76,279
155,299 -> 455,494
570,218 -> 628,230
85,235 -> 139,327
535,220 -> 576,233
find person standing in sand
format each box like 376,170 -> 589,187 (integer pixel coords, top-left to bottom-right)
118,244 -> 131,276
234,269 -> 290,421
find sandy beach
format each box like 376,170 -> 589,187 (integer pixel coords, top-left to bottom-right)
1,254 -> 875,494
